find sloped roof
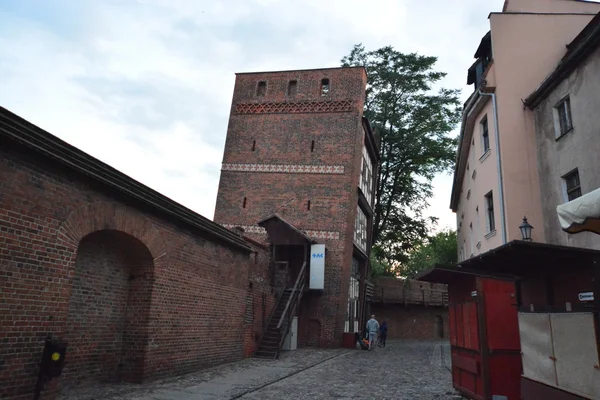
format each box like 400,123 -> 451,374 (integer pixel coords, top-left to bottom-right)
0,106 -> 251,253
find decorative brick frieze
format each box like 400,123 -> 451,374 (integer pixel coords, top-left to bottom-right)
222,224 -> 340,240
221,163 -> 345,174
235,100 -> 355,114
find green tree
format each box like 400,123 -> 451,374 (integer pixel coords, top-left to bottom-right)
341,44 -> 461,266
401,229 -> 458,278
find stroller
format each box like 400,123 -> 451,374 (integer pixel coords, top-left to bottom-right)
355,330 -> 370,350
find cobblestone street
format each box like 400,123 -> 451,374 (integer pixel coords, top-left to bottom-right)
59,340 -> 461,400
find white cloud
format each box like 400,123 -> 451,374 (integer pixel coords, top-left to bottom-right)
0,0 -> 505,226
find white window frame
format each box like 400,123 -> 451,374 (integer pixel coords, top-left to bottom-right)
480,116 -> 490,155
553,96 -> 573,138
484,191 -> 495,234
562,169 -> 582,202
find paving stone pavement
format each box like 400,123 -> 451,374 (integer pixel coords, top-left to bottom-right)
58,340 -> 463,400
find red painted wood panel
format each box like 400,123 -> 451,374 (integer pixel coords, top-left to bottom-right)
489,353 -> 522,400
452,354 -> 479,374
468,302 -> 480,351
449,305 -> 458,347
482,279 -> 520,351
456,303 -> 464,348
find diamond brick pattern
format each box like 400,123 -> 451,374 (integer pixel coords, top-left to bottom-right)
221,163 -> 345,174
222,224 -> 340,240
235,100 -> 355,114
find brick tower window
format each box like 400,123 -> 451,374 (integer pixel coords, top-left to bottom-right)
252,140 -> 256,151
288,80 -> 298,96
311,140 -> 315,152
242,197 -> 247,208
257,81 -> 267,97
307,200 -> 311,211
321,78 -> 330,96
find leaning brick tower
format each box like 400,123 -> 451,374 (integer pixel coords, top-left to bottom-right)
214,67 -> 379,348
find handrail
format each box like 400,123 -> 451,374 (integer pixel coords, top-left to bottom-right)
260,275 -> 287,343
277,261 -> 307,330
277,280 -> 306,356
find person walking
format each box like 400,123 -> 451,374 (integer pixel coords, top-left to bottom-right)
366,314 -> 379,351
379,320 -> 388,347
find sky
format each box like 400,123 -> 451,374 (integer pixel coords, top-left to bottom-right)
0,0 -> 506,231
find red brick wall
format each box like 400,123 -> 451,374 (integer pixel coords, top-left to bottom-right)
243,240 -> 276,357
371,304 -> 450,340
214,67 -> 368,347
0,142 -> 276,400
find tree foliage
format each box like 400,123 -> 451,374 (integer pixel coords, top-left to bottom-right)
341,44 -> 461,266
401,229 -> 458,279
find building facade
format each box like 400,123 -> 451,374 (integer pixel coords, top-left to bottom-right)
214,67 -> 379,347
452,0 -> 600,259
526,11 -> 600,250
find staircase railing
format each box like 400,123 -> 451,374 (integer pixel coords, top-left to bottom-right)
276,260 -> 307,357
260,283 -> 286,347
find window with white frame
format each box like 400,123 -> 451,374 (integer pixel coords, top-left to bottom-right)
563,169 -> 582,201
359,146 -> 374,206
354,206 -> 368,252
484,191 -> 495,233
481,116 -> 490,153
345,258 -> 361,333
554,96 -> 573,137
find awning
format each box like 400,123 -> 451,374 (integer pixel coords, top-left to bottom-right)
557,187 -> 600,234
257,213 -> 316,245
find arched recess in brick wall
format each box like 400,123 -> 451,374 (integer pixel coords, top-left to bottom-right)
56,201 -> 166,260
56,201 -> 167,387
64,230 -> 154,387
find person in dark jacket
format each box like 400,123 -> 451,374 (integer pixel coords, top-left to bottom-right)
379,321 -> 388,347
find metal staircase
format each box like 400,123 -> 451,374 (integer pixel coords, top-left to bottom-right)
255,261 -> 307,359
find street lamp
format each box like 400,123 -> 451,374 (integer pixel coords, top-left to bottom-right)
519,217 -> 533,241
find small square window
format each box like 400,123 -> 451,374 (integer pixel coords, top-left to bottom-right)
563,169 -> 581,201
257,81 -> 267,97
288,80 -> 298,96
555,97 -> 573,137
481,116 -> 490,153
321,78 -> 330,96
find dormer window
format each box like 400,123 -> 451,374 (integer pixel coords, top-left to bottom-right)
321,78 -> 330,96
467,31 -> 492,90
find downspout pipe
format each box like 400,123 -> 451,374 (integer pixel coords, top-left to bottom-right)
478,90 -> 507,244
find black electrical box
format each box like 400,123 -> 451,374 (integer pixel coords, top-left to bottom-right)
40,338 -> 68,379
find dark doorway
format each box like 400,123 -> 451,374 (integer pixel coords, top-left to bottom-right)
435,315 -> 444,338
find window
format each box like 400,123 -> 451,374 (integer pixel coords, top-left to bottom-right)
354,206 -> 368,252
345,258 -> 360,333
484,191 -> 495,233
321,78 -> 330,96
466,190 -> 471,200
472,169 -> 477,180
256,81 -> 267,97
242,197 -> 247,208
359,146 -> 374,206
555,97 -> 573,137
311,140 -> 315,152
252,140 -> 256,151
564,169 -> 581,201
288,80 -> 298,96
481,116 -> 490,153
307,200 -> 311,211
